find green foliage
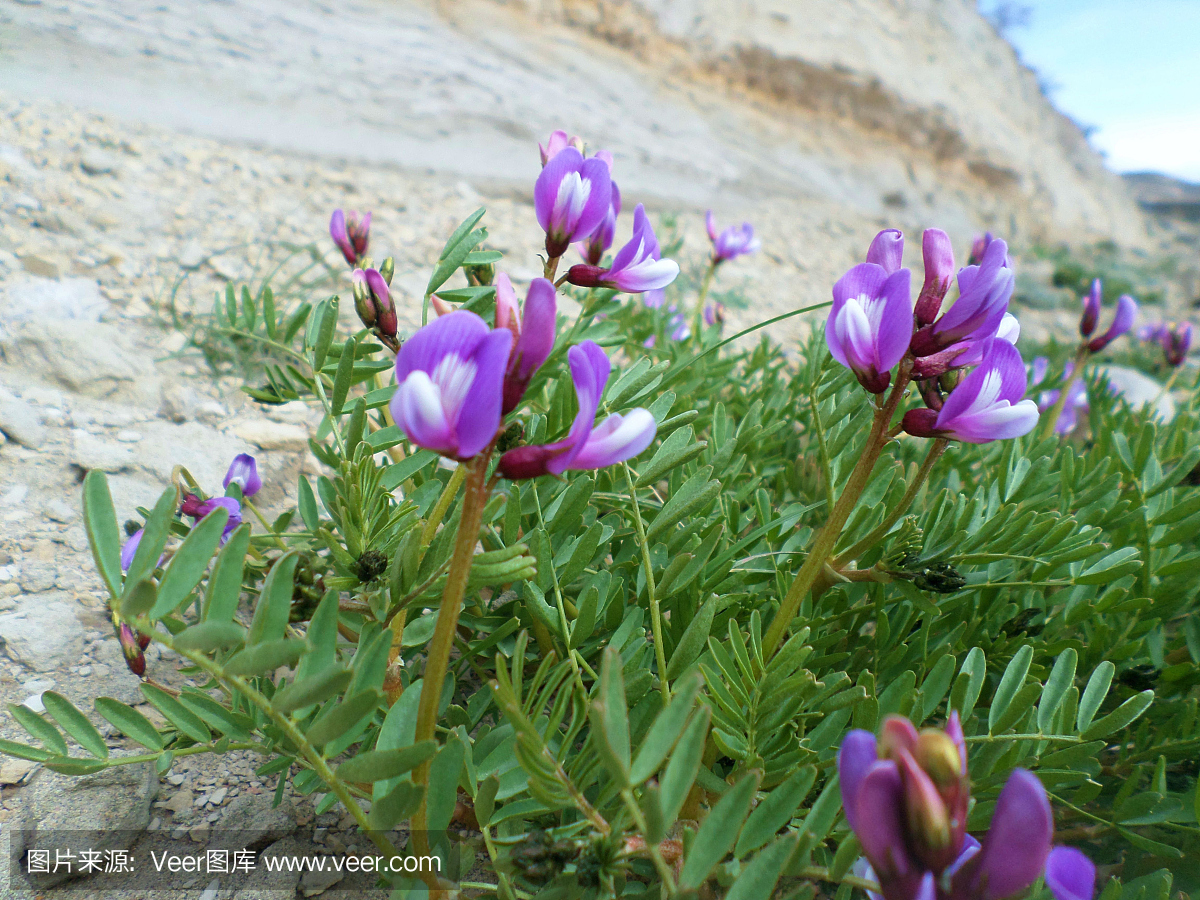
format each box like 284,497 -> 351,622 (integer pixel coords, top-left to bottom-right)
10,206 -> 1200,898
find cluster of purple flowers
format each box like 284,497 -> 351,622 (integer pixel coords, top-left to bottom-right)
825,229 -> 1039,444
1139,320 -> 1192,368
839,715 -> 1095,900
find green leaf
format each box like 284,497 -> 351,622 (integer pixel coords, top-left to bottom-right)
635,426 -> 707,487
736,765 -> 816,857
305,690 -> 381,749
41,692 -> 108,758
122,487 -> 179,595
368,781 -> 424,831
645,469 -> 720,543
202,525 -> 251,623
173,621 -> 247,653
427,738 -> 466,833
336,742 -> 439,783
8,704 -> 69,756
426,222 -> 487,296
667,595 -> 717,679
311,297 -> 338,370
140,684 -> 211,743
593,647 -> 630,780
630,673 -> 703,785
989,645 -> 1033,733
298,477 -> 320,531
679,771 -> 761,889
1077,662 -> 1116,733
272,668 -> 353,714
82,470 -> 123,599
1081,690 -> 1154,741
0,737 -> 53,762
950,647 -> 986,720
660,708 -> 710,824
1038,648 -> 1078,734
151,506 -> 230,617
247,551 -> 300,645
177,691 -> 253,740
223,638 -> 309,677
330,337 -> 356,417
475,774 -> 500,828
94,698 -> 165,751
381,450 -> 438,491
725,833 -> 800,900
43,758 -> 109,775
119,578 -> 158,620
1075,547 -> 1141,584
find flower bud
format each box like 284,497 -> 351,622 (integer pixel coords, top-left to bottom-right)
1162,322 -> 1191,367
913,730 -> 963,786
1087,293 -> 1136,352
430,294 -> 455,317
352,268 -> 377,328
565,264 -> 606,288
902,407 -> 941,439
897,749 -> 956,871
118,623 -> 146,678
379,256 -> 395,286
1079,279 -> 1101,338
465,261 -> 495,286
917,377 -> 945,412
364,268 -> 398,338
914,229 -> 955,327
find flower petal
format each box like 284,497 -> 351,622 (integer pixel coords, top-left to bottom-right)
974,769 -> 1052,900
396,310 -> 490,383
838,730 -> 878,831
1045,847 -> 1096,900
454,328 -> 514,458
874,269 -> 914,373
866,229 -> 904,274
223,453 -> 262,497
567,409 -> 657,470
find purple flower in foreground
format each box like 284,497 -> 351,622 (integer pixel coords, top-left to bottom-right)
390,311 -> 512,460
351,268 -> 398,338
223,453 -> 261,498
915,229 -> 956,327
1084,283 -> 1137,355
914,313 -> 1020,378
1161,321 -> 1192,367
180,494 -> 243,542
330,209 -> 370,267
826,231 -> 914,393
910,238 -> 1014,357
706,210 -> 760,263
498,341 -> 656,479
903,339 -> 1039,443
120,529 -> 143,572
535,148 -> 613,258
839,715 -> 1095,900
566,204 -> 680,294
494,274 -> 557,413
581,182 -> 621,266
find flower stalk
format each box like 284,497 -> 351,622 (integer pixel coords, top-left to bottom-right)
691,261 -> 717,340
1037,346 -> 1089,441
762,361 -> 912,658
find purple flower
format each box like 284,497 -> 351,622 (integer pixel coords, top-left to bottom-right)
1080,279 -> 1102,338
534,148 -> 613,258
1033,358 -> 1088,435
903,339 -> 1039,443
643,335 -> 657,349
839,716 -> 1096,900
390,311 -> 512,460
120,529 -> 143,572
910,239 -> 1014,357
643,288 -> 666,309
223,453 -> 262,498
330,209 -> 370,267
351,268 -> 398,337
1161,321 -> 1192,367
704,302 -> 726,328
966,232 -> 1010,267
498,341 -> 656,479
181,494 -> 243,542
1086,292 -> 1136,352
706,210 -> 760,263
581,183 -> 621,266
566,204 -> 679,294
915,229 -> 956,327
826,232 -> 914,393
495,274 -> 557,413
538,130 -> 583,166
914,313 -> 1021,378
1137,322 -> 1168,343
669,313 -> 691,341
866,229 -> 904,273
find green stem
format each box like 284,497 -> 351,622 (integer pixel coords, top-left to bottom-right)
620,788 -> 677,891
82,741 -> 270,768
1149,367 -> 1180,414
834,438 -> 948,567
691,260 -> 718,339
792,866 -> 881,893
965,732 -> 1081,743
244,499 -> 289,550
544,255 -> 561,281
624,463 -> 671,708
762,364 -> 912,658
808,389 -> 837,511
532,485 -> 592,703
1037,346 -> 1089,441
411,454 -> 492,855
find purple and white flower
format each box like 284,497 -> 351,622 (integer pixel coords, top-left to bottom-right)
915,229 -> 956,327
903,339 -> 1039,443
494,274 -> 558,413
390,311 -> 512,459
910,238 -> 1014,358
534,148 -> 613,258
1161,321 -> 1192,367
580,182 -> 621,266
1086,290 -> 1137,353
826,231 -> 914,393
706,210 -> 760,263
566,204 -> 679,294
498,341 -> 656,479
223,453 -> 262,498
330,209 -> 370,267
180,494 -> 243,542
669,313 -> 691,342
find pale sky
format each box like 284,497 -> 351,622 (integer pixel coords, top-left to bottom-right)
986,0 -> 1200,182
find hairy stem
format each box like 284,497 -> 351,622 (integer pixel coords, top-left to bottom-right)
834,438 -> 948,567
762,363 -> 912,658
411,454 -> 491,856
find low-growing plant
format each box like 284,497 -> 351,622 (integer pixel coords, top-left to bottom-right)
5,131 -> 1200,900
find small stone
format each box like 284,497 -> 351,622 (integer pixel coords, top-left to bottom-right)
0,593 -> 85,671
18,564 -> 57,593
210,786 -> 228,805
178,240 -> 206,270
45,499 -> 75,523
77,665 -> 92,676
233,419 -> 309,451
116,429 -> 143,442
0,397 -> 47,449
80,148 -> 121,176
21,692 -> 46,713
71,430 -> 134,472
19,254 -> 59,278
21,677 -> 55,692
165,789 -> 195,813
0,757 -> 38,785
300,866 -> 345,897
189,824 -> 211,843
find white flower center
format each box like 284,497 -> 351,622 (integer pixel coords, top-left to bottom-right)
552,172 -> 592,232
429,353 -> 478,421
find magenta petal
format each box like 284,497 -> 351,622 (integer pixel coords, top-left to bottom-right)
975,769 -> 1052,900
535,147 -> 585,234
936,240 -> 1012,339
945,711 -> 967,776
568,409 -> 657,470
120,529 -> 143,572
874,269 -> 914,372
833,263 -> 889,308
855,762 -> 920,886
396,311 -> 490,382
838,730 -> 878,831
936,339 -> 1025,425
223,453 -> 262,497
455,329 -> 514,459
513,278 -> 558,381
866,229 -> 904,274
706,209 -> 718,242
546,341 -> 610,473
495,273 -> 520,336
610,204 -> 652,273
573,156 -> 615,242
1045,847 -> 1096,900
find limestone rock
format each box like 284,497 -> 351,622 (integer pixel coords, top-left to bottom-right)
0,394 -> 46,449
0,592 -> 86,672
234,419 -> 309,451
1096,365 -> 1177,421
213,792 -> 298,851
